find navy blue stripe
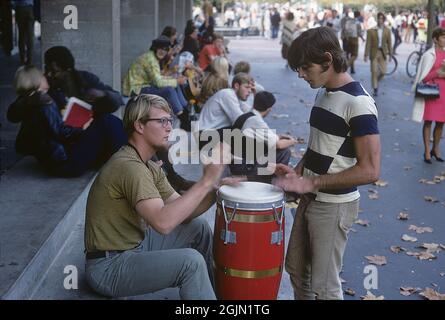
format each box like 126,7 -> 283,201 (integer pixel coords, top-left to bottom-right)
349,114 -> 379,137
319,187 -> 358,195
326,82 -> 368,97
337,136 -> 355,158
304,148 -> 334,175
310,107 -> 350,137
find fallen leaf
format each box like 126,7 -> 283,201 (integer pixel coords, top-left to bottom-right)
402,234 -> 418,242
409,225 -> 433,234
400,287 -> 418,296
440,273 -> 445,277
361,291 -> 385,300
355,219 -> 370,227
373,180 -> 388,187
368,191 -> 379,200
419,288 -> 445,300
440,244 -> 445,250
431,283 -> 438,287
390,246 -> 406,253
397,212 -> 409,220
419,243 -> 441,253
418,252 -> 437,260
424,196 -> 439,203
365,255 -> 387,266
344,288 -> 356,296
406,251 -> 420,257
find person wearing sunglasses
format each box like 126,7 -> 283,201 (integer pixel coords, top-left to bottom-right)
84,94 -> 231,299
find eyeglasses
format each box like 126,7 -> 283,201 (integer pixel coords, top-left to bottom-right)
144,117 -> 174,128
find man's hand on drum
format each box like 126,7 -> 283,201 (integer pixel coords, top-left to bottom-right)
272,164 -> 316,194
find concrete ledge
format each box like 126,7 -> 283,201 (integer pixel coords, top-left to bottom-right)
0,157 -> 96,299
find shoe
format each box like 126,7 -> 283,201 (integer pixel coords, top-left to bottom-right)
373,88 -> 378,97
430,150 -> 444,162
424,153 -> 432,164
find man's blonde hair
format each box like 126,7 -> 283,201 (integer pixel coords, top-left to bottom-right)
123,94 -> 172,136
13,65 -> 44,96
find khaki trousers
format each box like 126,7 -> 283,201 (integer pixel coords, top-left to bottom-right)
371,49 -> 387,89
285,195 -> 359,300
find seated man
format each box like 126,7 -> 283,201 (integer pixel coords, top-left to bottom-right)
44,46 -> 123,117
230,91 -> 298,182
233,60 -> 265,107
84,94 -> 228,299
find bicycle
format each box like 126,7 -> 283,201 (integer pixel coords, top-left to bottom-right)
384,54 -> 398,76
406,41 -> 427,78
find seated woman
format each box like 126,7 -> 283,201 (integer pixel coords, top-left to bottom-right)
181,21 -> 200,62
122,36 -> 189,119
199,56 -> 230,106
160,26 -> 182,75
7,66 -> 127,177
198,33 -> 227,72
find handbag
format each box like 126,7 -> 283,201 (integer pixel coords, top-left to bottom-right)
415,82 -> 440,99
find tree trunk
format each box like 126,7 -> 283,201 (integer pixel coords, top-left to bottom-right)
426,0 -> 435,49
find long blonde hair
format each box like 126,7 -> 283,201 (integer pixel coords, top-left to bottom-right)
199,57 -> 230,104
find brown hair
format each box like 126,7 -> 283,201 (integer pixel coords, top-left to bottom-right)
231,72 -> 251,88
233,61 -> 251,75
287,27 -> 347,73
432,27 -> 445,40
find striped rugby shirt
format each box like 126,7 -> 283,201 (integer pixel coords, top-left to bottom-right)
303,81 -> 379,203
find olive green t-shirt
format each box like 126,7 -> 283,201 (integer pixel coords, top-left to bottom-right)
84,145 -> 176,252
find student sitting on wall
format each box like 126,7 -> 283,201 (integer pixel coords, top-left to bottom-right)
7,65 -> 127,177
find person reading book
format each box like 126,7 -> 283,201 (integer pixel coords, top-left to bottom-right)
8,65 -> 127,177
43,46 -> 123,117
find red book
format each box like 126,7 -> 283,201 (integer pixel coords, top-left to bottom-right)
63,97 -> 93,128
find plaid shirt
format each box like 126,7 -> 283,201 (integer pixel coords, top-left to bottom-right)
122,50 -> 177,96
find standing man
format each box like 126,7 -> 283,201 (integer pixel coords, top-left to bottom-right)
270,7 -> 281,39
0,0 -> 13,56
12,0 -> 35,65
364,12 -> 392,97
84,94 -> 229,299
274,27 -> 381,300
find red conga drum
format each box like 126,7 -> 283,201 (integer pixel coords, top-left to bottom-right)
213,182 -> 285,300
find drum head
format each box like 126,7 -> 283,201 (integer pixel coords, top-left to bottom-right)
218,182 -> 283,204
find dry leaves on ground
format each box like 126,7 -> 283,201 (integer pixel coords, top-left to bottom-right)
355,219 -> 370,227
402,234 -> 418,242
361,291 -> 385,300
344,288 -> 356,296
419,288 -> 445,300
424,196 -> 439,203
373,180 -> 388,187
390,246 -> 406,254
406,251 -> 437,260
418,243 -> 442,253
408,225 -> 433,234
400,287 -> 419,296
365,255 -> 387,266
368,189 -> 379,200
397,212 -> 409,220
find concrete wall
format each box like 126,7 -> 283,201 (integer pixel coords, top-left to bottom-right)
41,0 -> 120,89
40,0 -> 193,92
120,0 -> 158,78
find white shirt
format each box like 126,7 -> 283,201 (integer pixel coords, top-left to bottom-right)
198,88 -> 250,130
241,109 -> 279,147
377,27 -> 384,48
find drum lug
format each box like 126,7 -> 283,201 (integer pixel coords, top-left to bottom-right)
221,200 -> 238,245
220,229 -> 237,244
271,231 -> 283,245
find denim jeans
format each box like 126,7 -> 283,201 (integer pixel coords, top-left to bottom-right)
141,86 -> 188,115
85,217 -> 216,300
